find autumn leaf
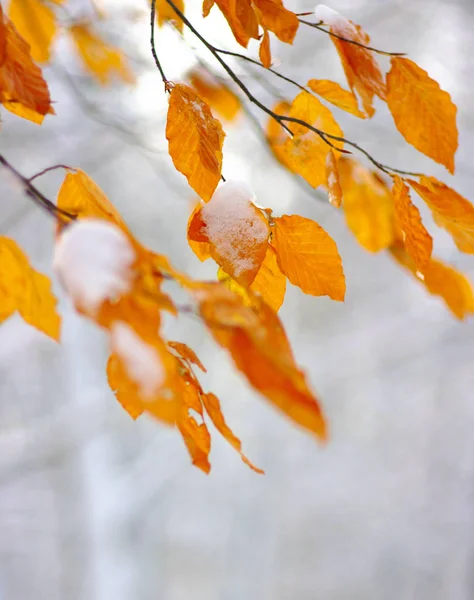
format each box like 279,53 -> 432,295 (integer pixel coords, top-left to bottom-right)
386,57 -> 458,174
166,83 -> 225,201
187,180 -> 270,285
259,28 -> 271,68
271,214 -> 345,301
253,0 -> 298,44
307,79 -> 366,119
194,283 -> 327,440
283,91 -> 343,188
0,236 -> 61,340
392,175 -> 432,269
187,201 -> 211,261
209,0 -> 259,47
69,24 -> 134,85
154,0 -> 184,33
178,407 -> 211,474
8,0 -> 57,63
338,158 -> 395,252
0,6 -> 52,122
187,67 -> 241,122
168,340 -> 207,372
390,241 -> 474,320
408,177 -> 474,253
325,149 -> 342,208
314,5 -> 386,117
202,0 -> 215,17
266,100 -> 292,168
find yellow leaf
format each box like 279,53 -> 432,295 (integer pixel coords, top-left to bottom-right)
253,0 -> 298,43
201,392 -> 263,473
325,149 -> 343,208
8,0 -> 56,63
387,57 -> 458,174
307,78 -> 366,119
259,28 -> 271,68
166,83 -> 225,201
408,177 -> 474,253
338,158 -> 395,252
0,236 -> 61,340
154,0 -> 184,33
187,67 -> 241,122
69,24 -> 134,85
392,175 -> 432,269
266,100 -> 292,168
271,214 -> 345,301
194,283 -> 327,440
390,241 -> 474,320
168,340 -> 207,372
210,0 -> 259,47
178,409 -> 211,474
283,91 -> 343,189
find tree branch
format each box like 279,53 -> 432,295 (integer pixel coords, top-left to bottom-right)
150,0 -> 168,85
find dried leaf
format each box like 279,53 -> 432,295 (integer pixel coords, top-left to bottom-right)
253,0 -> 298,43
325,149 -> 342,207
259,28 -> 271,68
69,24 -> 134,85
154,0 -> 184,33
338,158 -> 395,252
166,83 -> 225,201
0,236 -> 60,340
283,91 -> 343,188
271,214 -> 345,301
408,177 -> 474,253
307,78 -> 366,119
187,67 -> 241,122
390,241 -> 474,320
392,175 -> 432,269
8,0 -> 56,63
210,0 -> 259,47
168,340 -> 207,372
387,57 -> 458,174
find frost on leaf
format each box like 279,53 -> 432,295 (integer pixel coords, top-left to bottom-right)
314,4 -> 386,117
387,57 -> 458,174
0,236 -> 61,340
187,180 -> 270,286
271,214 -> 345,301
166,83 -> 225,201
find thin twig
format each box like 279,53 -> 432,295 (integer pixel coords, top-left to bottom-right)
28,164 -> 74,183
299,19 -> 406,57
150,0 -> 168,85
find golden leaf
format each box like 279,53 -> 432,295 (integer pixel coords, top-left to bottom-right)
210,0 -> 259,47
271,214 -> 345,301
325,149 -> 343,208
283,91 -> 343,189
0,236 -> 61,340
166,83 -> 225,201
392,175 -> 432,269
266,100 -> 292,168
202,0 -> 215,17
8,0 -> 56,63
187,67 -> 241,122
178,408 -> 211,474
259,28 -> 271,68
154,0 -> 184,33
168,340 -> 207,372
408,177 -> 474,254
253,0 -> 298,43
307,78 -> 365,118
69,24 -> 134,85
338,158 -> 395,252
386,57 -> 458,174
187,201 -> 211,260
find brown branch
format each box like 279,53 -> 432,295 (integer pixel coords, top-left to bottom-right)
150,0 -> 168,86
28,164 -> 74,183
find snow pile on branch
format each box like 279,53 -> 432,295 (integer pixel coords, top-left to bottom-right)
110,322 -> 165,399
314,4 -> 344,26
54,219 -> 136,315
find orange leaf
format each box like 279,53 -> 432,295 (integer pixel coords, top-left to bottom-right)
408,177 -> 474,253
8,0 -> 56,63
271,214 -> 345,300
307,78 -> 366,119
187,67 -> 241,122
266,100 -> 292,168
0,236 -> 61,340
314,5 -> 386,117
253,0 -> 298,43
201,392 -> 263,473
194,283 -> 327,440
168,340 -> 207,372
154,0 -> 184,33
202,0 -> 215,17
386,57 -> 458,174
187,201 -> 211,261
259,28 -> 271,68
338,158 -> 395,252
325,149 -> 342,207
166,83 -> 225,201
390,241 -> 474,320
187,181 -> 270,286
283,91 -> 343,188
210,0 -> 259,47
69,24 -> 134,85
0,6 -> 52,122
392,175 -> 432,269
178,410 -> 211,474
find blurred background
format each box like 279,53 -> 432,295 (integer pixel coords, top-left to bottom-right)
1,0 -> 474,598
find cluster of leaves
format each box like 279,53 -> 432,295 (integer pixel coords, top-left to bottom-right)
1,0 -> 474,473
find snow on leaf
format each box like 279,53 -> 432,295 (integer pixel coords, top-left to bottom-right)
253,0 -> 299,44
338,158 -> 395,252
271,214 -> 345,301
386,57 -> 458,174
325,149 -> 342,208
314,4 -> 386,117
259,28 -> 272,68
166,83 -> 225,201
408,177 -> 474,253
8,0 -> 57,63
0,236 -> 61,340
187,180 -> 270,286
307,78 -> 366,119
187,67 -> 241,122
392,175 -> 432,269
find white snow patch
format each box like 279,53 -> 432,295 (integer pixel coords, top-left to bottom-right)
111,322 -> 165,399
201,180 -> 268,277
314,4 -> 344,26
54,219 -> 136,315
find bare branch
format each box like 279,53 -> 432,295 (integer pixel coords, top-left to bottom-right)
150,0 -> 169,85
